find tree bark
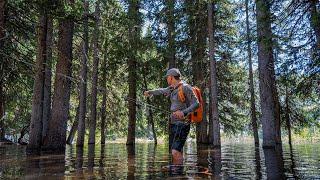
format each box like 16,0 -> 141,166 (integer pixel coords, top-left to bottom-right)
285,86 -> 292,146
18,126 -> 29,145
143,72 -> 157,144
165,0 -> 175,68
42,16 -> 53,141
66,106 -> 79,145
187,0 -> 208,144
256,0 -> 277,148
310,0 -> 320,49
88,1 -> 100,145
76,0 -> 89,147
126,0 -> 140,146
100,52 -> 107,145
42,1 -> 74,152
246,0 -> 259,146
27,13 -> 48,152
0,82 -> 4,140
0,0 -> 5,140
208,1 -> 220,147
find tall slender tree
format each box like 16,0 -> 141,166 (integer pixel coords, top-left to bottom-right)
187,0 -> 208,144
27,10 -> 48,152
0,0 -> 6,141
66,106 -> 79,144
208,1 -> 220,147
42,15 -> 53,141
126,0 -> 140,146
165,0 -> 175,68
310,0 -> 320,48
245,0 -> 259,146
76,0 -> 89,147
42,0 -> 74,152
88,1 -> 101,145
100,49 -> 107,145
256,0 -> 278,147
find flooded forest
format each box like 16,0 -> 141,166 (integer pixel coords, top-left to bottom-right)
0,0 -> 319,179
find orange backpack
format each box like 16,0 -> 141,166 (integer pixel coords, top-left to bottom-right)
177,85 -> 203,123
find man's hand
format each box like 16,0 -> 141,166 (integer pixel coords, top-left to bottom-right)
173,110 -> 184,120
144,91 -> 151,97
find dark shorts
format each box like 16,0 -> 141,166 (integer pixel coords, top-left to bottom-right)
169,123 -> 190,152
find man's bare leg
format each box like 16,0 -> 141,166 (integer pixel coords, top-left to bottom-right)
172,149 -> 183,165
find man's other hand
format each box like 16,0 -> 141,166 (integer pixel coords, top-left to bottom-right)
173,110 -> 184,119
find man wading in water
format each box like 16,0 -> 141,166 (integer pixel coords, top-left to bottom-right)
144,68 -> 199,165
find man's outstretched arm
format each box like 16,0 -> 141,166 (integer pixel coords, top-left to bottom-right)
144,87 -> 172,97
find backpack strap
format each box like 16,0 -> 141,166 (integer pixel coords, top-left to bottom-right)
178,84 -> 186,103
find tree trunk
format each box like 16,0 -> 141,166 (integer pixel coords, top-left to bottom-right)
42,16 -> 53,141
208,1 -> 220,147
0,82 -> 4,141
27,13 -> 48,152
256,0 -> 277,148
42,2 -> 74,152
310,0 -> 320,48
88,1 -> 100,145
76,0 -> 89,147
165,0 -> 175,68
143,73 -> 157,144
100,52 -> 107,145
67,106 -> 79,145
246,0 -> 259,146
0,0 -> 5,141
18,126 -> 29,145
285,86 -> 292,146
187,0 -> 208,144
126,0 -> 140,146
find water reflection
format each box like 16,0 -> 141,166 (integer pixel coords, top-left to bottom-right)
208,146 -> 222,179
254,145 -> 262,179
126,145 -> 135,180
263,146 -> 285,179
0,142 -> 319,179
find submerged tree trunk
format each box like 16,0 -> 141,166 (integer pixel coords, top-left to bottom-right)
165,0 -> 175,68
42,2 -> 74,152
76,0 -> 89,147
208,1 -> 220,147
42,16 -> 53,141
66,106 -> 79,145
256,0 -> 277,148
88,1 -> 100,145
126,0 -> 140,146
27,13 -> 48,152
245,0 -> 259,146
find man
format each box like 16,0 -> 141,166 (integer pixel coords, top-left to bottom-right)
144,68 -> 199,165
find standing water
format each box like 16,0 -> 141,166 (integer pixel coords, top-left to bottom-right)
0,141 -> 319,179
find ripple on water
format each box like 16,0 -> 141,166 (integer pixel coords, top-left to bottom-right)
0,142 -> 320,179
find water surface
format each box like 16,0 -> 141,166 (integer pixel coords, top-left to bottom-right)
0,141 -> 319,179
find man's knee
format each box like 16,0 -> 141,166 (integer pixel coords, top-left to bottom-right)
172,149 -> 182,158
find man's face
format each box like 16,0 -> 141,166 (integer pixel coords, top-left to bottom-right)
166,75 -> 173,85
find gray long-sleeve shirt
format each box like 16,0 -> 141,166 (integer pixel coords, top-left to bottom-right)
148,82 -> 199,124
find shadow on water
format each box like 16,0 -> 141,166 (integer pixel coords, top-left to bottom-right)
126,145 -> 135,180
0,141 -> 320,179
263,145 -> 285,179
254,145 -> 262,179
